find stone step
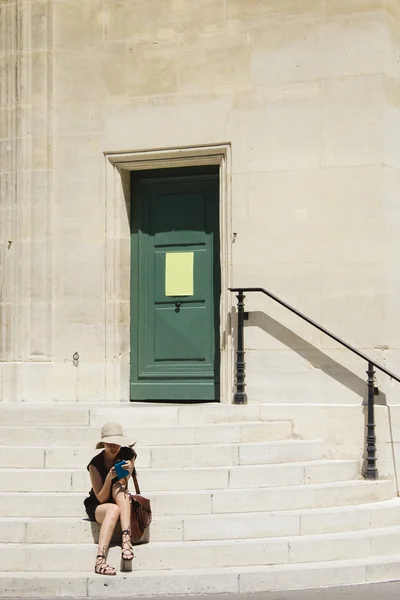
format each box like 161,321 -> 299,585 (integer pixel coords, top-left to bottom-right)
1,554 -> 397,597
1,526 -> 400,572
0,421 -> 293,446
2,499 -> 400,544
0,403 -> 265,427
0,439 -> 325,470
0,458 -> 359,493
0,480 -> 394,517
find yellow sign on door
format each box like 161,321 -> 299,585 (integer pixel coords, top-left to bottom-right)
165,252 -> 194,296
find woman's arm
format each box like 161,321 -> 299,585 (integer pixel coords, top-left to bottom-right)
123,448 -> 136,481
89,464 -> 115,504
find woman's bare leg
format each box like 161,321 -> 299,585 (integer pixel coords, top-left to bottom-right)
112,482 -> 131,530
112,482 -> 134,561
94,503 -> 120,575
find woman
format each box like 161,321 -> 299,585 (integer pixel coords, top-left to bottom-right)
84,422 -> 137,575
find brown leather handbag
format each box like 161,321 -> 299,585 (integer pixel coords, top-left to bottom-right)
130,472 -> 152,545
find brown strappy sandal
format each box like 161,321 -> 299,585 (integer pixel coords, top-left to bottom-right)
121,529 -> 134,561
95,552 -> 116,576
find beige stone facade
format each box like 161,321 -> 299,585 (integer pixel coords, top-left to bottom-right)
1,0 -> 400,405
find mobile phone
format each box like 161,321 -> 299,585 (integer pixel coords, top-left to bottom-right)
114,460 -> 129,480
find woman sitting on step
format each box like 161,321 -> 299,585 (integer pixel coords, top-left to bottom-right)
84,422 -> 137,576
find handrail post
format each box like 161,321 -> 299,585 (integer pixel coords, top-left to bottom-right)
365,361 -> 378,480
234,289 -> 248,405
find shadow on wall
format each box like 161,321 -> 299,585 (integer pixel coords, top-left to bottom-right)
246,310 -> 387,407
245,310 -> 390,480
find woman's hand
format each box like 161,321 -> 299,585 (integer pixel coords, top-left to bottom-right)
106,466 -> 116,481
123,460 -> 134,476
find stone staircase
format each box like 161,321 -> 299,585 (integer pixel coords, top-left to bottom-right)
0,402 -> 400,597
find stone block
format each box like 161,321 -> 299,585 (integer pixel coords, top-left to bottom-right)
228,0 -> 322,20
0,469 -> 72,492
315,480 -> 395,508
103,92 -> 230,150
45,448 -> 93,469
320,270 -> 388,350
321,104 -> 383,167
54,0 -> 104,49
238,439 -> 324,465
150,443 -> 239,468
126,39 -> 178,96
370,500 -> 400,527
300,504 -> 370,535
31,0 -> 51,52
212,485 -> 316,514
0,109 -> 8,141
303,460 -> 360,484
55,168 -> 104,217
370,527 -> 400,555
54,318 -> 105,368
137,467 -> 229,492
87,569 -> 238,596
150,518 -> 183,542
0,573 -> 88,598
289,530 -> 372,563
26,518 -> 95,544
55,102 -> 104,137
239,421 -> 293,442
177,404 -> 260,424
384,106 -> 400,169
322,73 -> 385,106
0,405 -> 90,426
325,0 -> 384,16
0,493 -> 84,518
274,561 -> 366,591
54,133 -> 104,172
0,446 -> 45,468
45,363 -> 78,403
319,13 -> 385,79
250,19 -> 320,85
239,566 -> 279,593
229,463 -> 304,488
104,0 -> 174,42
177,30 -> 250,93
0,519 -> 26,543
230,102 -> 321,173
366,556 -> 400,582
184,512 -> 300,542
101,43 -> 128,97
384,0 -> 400,20
170,0 -> 227,35
54,49 -> 104,104
383,11 -> 400,79
150,490 -> 212,516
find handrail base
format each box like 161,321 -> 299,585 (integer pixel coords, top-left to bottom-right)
233,392 -> 248,405
364,468 -> 378,481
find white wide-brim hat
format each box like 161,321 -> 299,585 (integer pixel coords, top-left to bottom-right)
96,422 -> 136,449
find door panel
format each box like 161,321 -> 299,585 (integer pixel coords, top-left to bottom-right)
154,306 -> 207,361
130,168 -> 220,401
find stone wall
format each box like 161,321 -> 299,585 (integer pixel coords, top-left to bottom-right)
1,0 -> 400,404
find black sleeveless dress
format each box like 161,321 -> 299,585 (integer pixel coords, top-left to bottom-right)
83,446 -> 136,521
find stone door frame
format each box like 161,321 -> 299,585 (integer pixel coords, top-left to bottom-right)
104,143 -> 233,403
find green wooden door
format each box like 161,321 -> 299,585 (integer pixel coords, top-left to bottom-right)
130,167 -> 220,401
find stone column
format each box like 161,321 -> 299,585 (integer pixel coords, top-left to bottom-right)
0,0 -> 54,401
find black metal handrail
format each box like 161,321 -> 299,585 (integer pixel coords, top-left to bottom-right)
229,286 -> 400,480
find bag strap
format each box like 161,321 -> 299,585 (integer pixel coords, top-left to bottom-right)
132,471 -> 141,495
